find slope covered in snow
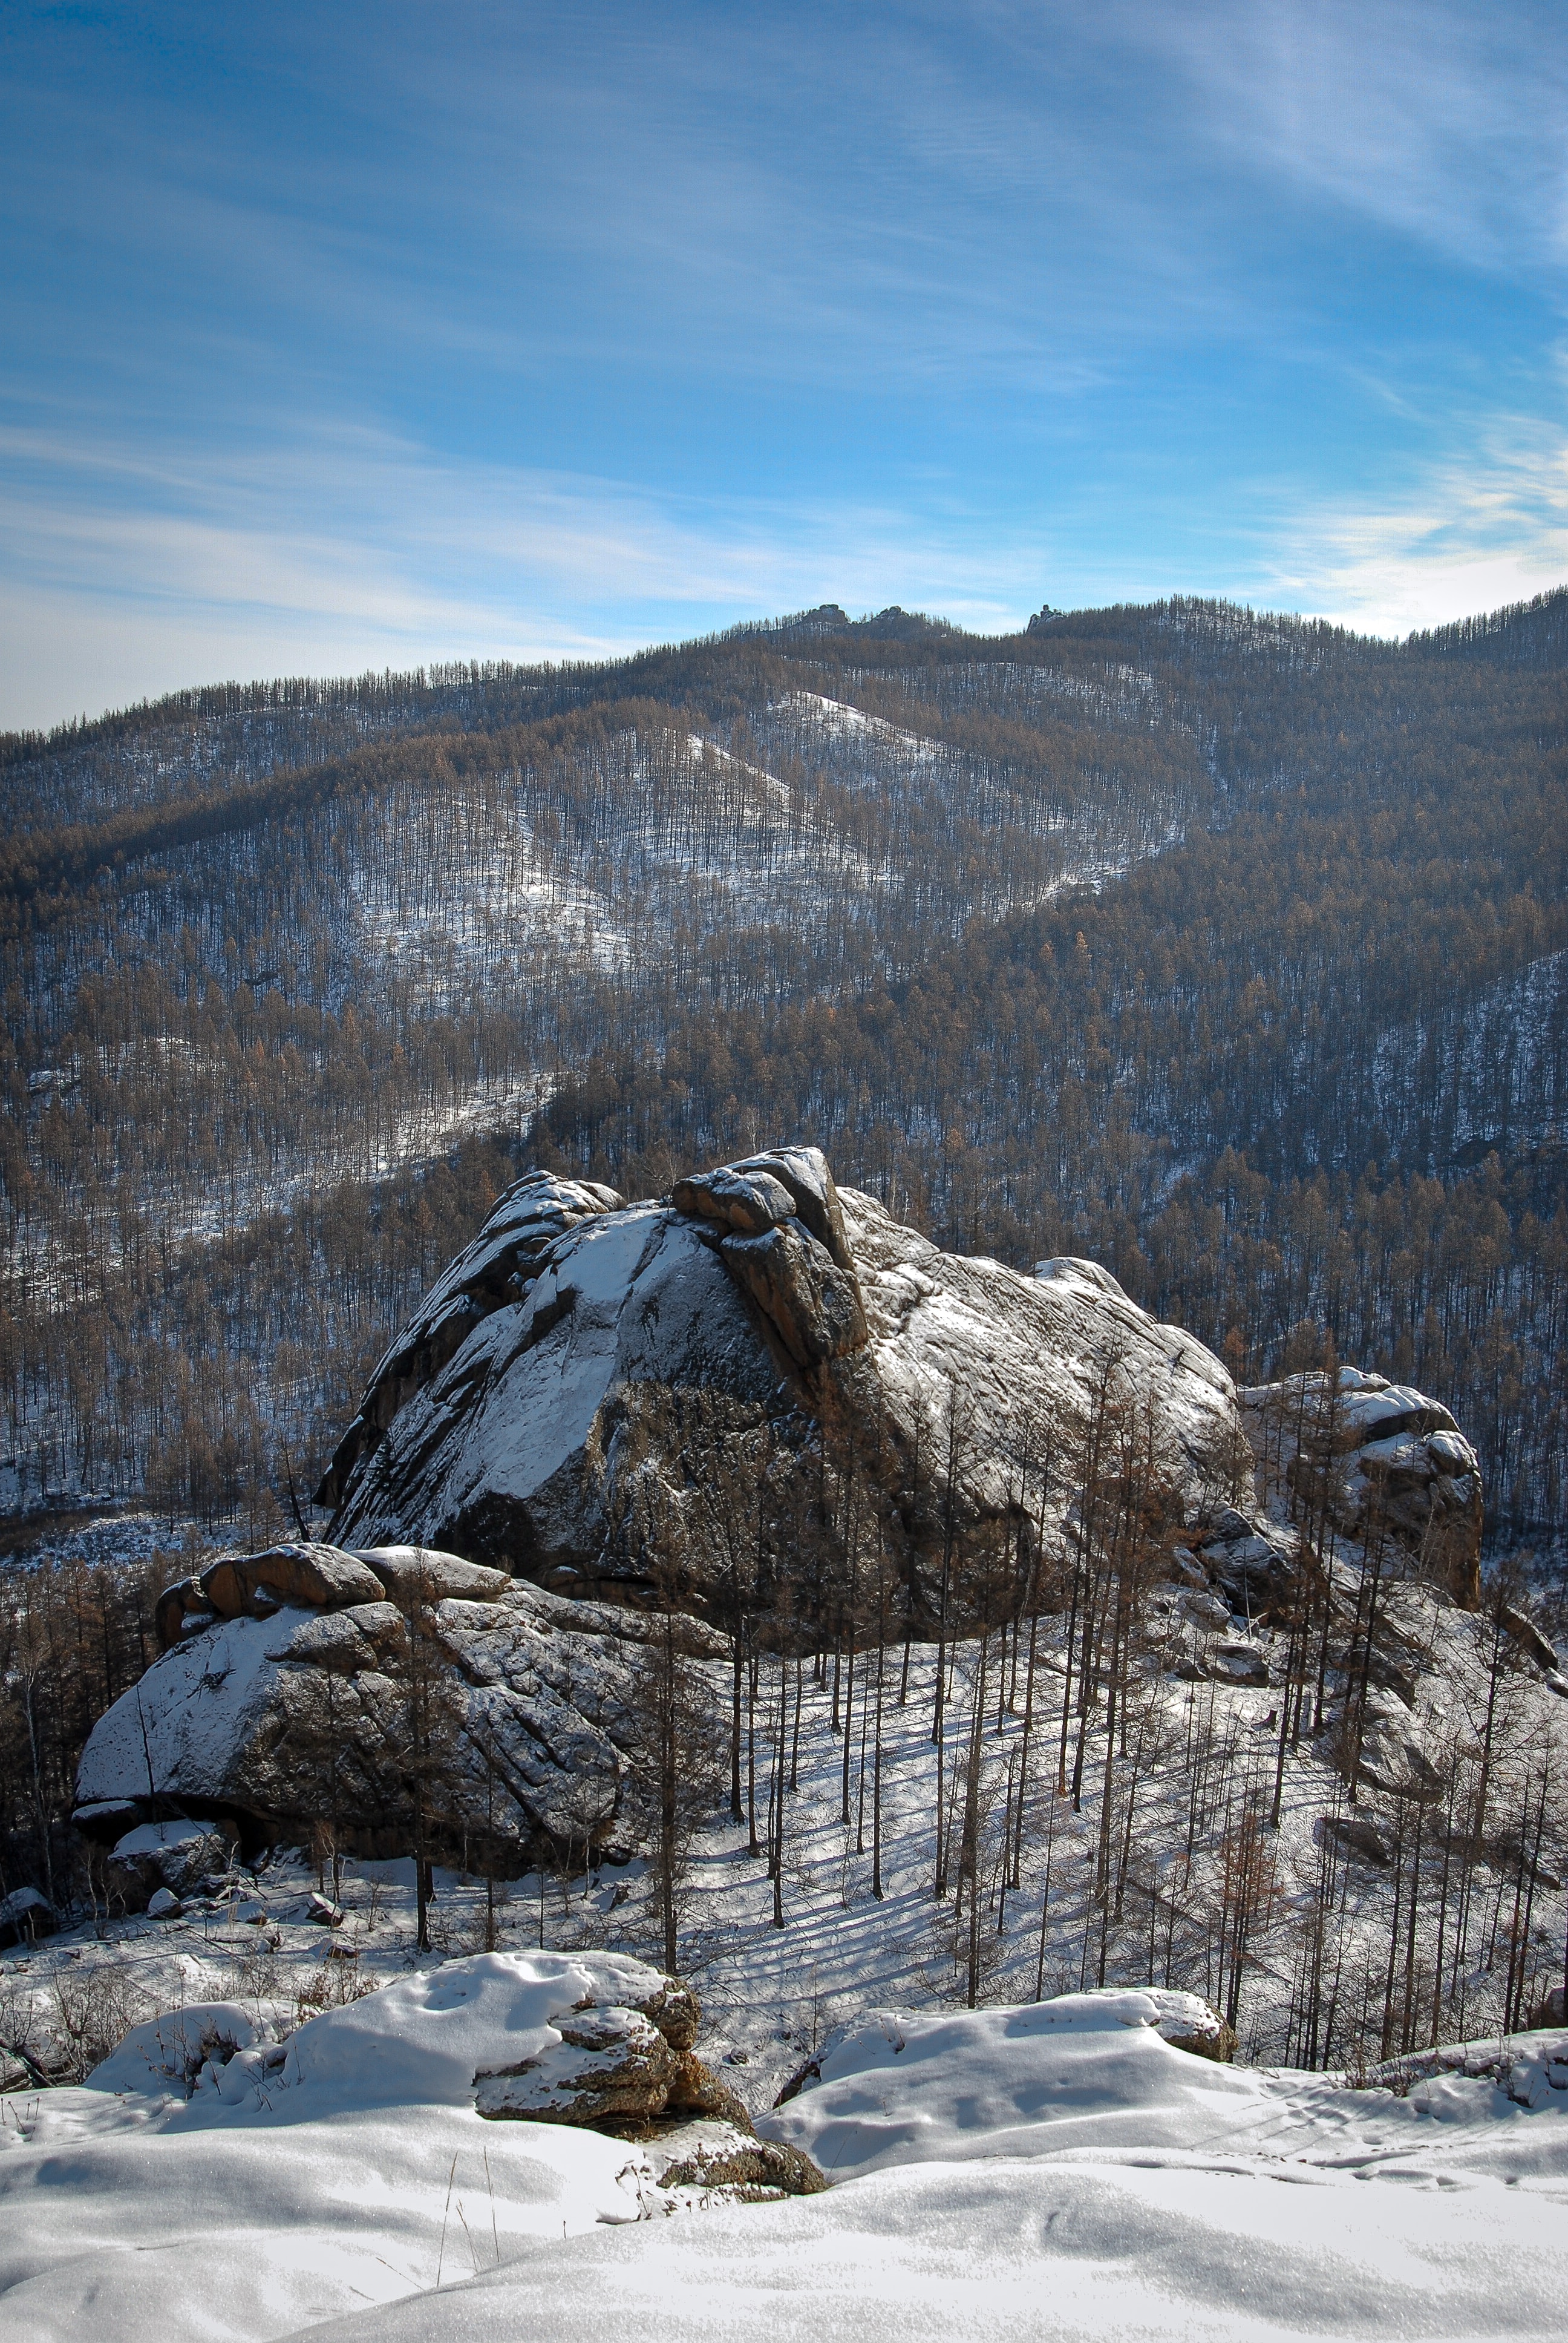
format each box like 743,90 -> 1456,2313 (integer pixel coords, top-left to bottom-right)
3,1961 -> 1564,2343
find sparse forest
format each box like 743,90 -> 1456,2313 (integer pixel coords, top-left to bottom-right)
3,1321 -> 1563,2078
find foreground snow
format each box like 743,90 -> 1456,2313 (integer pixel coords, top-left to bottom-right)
300,1997 -> 1568,2343
0,1954 -> 682,2341
761,1991 -> 1568,2189
314,2152 -> 1568,2343
2,1965 -> 1565,2342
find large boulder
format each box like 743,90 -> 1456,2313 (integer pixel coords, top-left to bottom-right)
474,2002 -> 678,2125
321,1149 -> 1244,1618
104,1819 -> 235,1912
1240,1368 -> 1483,1607
472,1974 -> 759,2143
82,1948 -> 827,2192
75,1545 -> 725,1866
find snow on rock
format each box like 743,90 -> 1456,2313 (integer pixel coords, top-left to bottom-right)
272,1951 -> 673,2112
0,1884 -> 54,1947
86,1997 -> 264,2099
1240,1367 -> 1482,1605
154,1539 -> 507,1647
316,1172 -> 624,1509
74,1556 -> 725,1864
762,1993 -> 1568,2189
472,2001 -> 677,2125
760,1993 -> 1263,2181
322,1149 -> 1244,1614
104,1817 -> 235,1911
327,1196 -> 777,1593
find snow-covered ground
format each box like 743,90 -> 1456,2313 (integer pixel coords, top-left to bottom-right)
2,1955 -> 1564,2343
0,1952 -> 698,2341
5,1460 -> 1566,2334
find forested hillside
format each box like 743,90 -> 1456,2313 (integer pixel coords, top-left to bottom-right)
3,592 -> 1566,1552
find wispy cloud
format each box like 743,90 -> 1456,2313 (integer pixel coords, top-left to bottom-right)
1259,413 -> 1568,635
1123,0 -> 1568,274
1,2 -> 1564,724
0,410 -> 1048,727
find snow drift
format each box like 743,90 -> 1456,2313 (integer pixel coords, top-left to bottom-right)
7,1970 -> 1563,2343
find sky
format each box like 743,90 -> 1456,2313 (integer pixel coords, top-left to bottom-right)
1,0 -> 1566,730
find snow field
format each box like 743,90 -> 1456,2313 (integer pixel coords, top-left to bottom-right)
5,1955 -> 1566,2343
305,2144 -> 1568,2343
0,1950 -> 732,2341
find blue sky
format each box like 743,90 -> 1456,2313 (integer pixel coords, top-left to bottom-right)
1,0 -> 1566,729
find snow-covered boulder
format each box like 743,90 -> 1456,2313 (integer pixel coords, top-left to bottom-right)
86,1998 -> 266,2100
321,1150 -> 1244,1616
1241,1367 -> 1482,1605
646,2117 -> 826,2195
74,1547 -> 724,1863
474,2002 -> 678,2125
104,1817 -> 234,1912
0,1884 -> 54,1947
155,1538 -> 508,1647
761,1991 -> 1263,2183
316,1172 -> 625,1507
272,1951 -> 697,2115
80,1948 -> 810,2181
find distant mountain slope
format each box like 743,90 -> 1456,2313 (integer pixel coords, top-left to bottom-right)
1,591 -> 1566,1550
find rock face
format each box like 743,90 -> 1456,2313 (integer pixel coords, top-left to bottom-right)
1240,1368 -> 1483,1607
321,1149 -> 1244,1617
473,1994 -> 752,2137
154,1540 -> 509,1648
75,1542 -> 724,1866
316,1175 -> 624,1509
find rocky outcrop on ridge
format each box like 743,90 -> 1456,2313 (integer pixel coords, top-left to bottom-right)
74,1542 -> 725,1866
72,1149 -> 1500,1867
316,1175 -> 624,1507
320,1148 -> 1245,1615
1240,1367 -> 1483,1608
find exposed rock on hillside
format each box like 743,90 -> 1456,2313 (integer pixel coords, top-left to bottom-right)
321,1149 -> 1244,1613
74,1543 -> 724,1866
154,1539 -> 510,1648
73,1153 -> 1497,1869
317,1175 -> 624,1507
1240,1368 -> 1483,1607
103,1818 -> 235,1913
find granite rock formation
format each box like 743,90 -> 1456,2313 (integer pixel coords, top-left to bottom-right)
319,1149 -> 1245,1617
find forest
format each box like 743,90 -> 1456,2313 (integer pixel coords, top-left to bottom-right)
2,591 -> 1564,1553
1,1331 -> 1561,2077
